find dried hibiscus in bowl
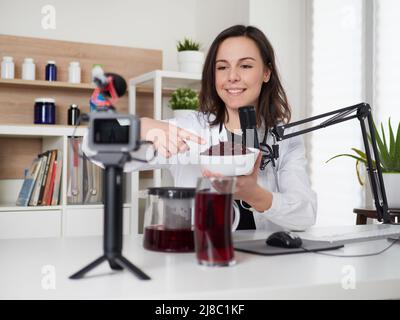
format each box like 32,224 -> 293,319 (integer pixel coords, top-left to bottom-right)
200,141 -> 253,156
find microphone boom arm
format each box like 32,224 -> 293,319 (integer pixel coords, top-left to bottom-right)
270,103 -> 391,224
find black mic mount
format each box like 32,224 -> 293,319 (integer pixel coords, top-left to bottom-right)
269,102 -> 392,224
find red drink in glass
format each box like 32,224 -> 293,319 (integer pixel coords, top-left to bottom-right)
194,191 -> 235,266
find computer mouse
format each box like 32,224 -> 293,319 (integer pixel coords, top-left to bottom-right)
266,231 -> 303,249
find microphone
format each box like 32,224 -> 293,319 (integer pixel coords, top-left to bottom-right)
90,67 -> 127,110
93,71 -> 127,98
238,106 -> 259,149
238,106 -> 279,170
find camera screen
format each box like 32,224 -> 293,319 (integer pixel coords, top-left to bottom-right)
93,118 -> 130,144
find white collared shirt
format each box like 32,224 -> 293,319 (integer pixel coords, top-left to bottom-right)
82,111 -> 317,232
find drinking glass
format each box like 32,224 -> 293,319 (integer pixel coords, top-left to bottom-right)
194,176 -> 237,266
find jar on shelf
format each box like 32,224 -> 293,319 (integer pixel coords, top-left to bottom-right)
68,104 -> 80,125
68,61 -> 81,84
45,61 -> 57,81
1,56 -> 15,79
22,58 -> 36,80
34,98 -> 56,124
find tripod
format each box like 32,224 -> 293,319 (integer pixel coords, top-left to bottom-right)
70,166 -> 150,280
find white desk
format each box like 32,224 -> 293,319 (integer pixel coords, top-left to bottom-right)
1,228 -> 400,299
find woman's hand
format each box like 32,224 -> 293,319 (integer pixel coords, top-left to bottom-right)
141,117 -> 205,158
202,153 -> 272,212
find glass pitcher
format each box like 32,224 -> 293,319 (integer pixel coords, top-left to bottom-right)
143,187 -> 196,252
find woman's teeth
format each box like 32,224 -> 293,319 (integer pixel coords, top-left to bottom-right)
227,89 -> 245,95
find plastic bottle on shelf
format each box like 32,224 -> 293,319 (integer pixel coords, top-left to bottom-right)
1,56 -> 15,79
22,58 -> 36,80
91,64 -> 103,84
45,61 -> 57,81
68,61 -> 81,84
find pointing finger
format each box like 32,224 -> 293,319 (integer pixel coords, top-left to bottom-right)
178,128 -> 206,145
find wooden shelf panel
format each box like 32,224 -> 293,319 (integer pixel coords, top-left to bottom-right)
0,34 -> 162,84
0,34 -> 161,126
0,137 -> 42,179
0,79 -> 173,95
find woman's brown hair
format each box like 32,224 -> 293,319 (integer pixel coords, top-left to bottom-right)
199,25 -> 291,128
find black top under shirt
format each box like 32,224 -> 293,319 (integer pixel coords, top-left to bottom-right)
225,128 -> 256,230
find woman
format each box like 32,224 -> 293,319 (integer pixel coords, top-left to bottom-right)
86,25 -> 317,231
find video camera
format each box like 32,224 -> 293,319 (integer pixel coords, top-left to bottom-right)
87,111 -> 141,154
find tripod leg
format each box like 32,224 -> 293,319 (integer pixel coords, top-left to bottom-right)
114,255 -> 151,280
69,255 -> 107,279
108,259 -> 123,270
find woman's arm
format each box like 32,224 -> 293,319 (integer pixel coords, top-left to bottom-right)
82,116 -> 205,172
243,185 -> 273,212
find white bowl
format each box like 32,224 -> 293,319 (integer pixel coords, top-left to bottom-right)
199,148 -> 260,176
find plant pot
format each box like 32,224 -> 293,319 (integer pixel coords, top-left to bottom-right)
173,109 -> 196,118
382,172 -> 400,208
177,51 -> 204,74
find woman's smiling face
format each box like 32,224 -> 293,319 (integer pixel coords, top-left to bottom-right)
215,36 -> 270,112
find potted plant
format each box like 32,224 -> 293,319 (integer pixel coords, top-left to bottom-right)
169,88 -> 199,118
327,118 -> 400,208
176,38 -> 204,74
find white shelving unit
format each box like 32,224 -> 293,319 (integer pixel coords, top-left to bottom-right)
0,124 -> 131,239
129,70 -> 201,234
0,34 -> 163,240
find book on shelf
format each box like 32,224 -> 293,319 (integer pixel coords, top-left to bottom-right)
29,155 -> 48,206
67,137 -> 104,205
51,151 -> 63,206
37,150 -> 51,205
16,158 -> 42,206
41,150 -> 57,206
16,149 -> 63,207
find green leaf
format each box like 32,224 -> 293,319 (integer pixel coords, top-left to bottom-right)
356,160 -> 365,186
372,121 -> 390,170
351,148 -> 367,161
326,153 -> 368,165
386,118 -> 398,170
395,122 -> 400,169
381,122 -> 388,153
389,118 -> 395,158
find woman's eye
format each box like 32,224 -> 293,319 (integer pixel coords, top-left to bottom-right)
216,66 -> 227,70
241,64 -> 253,69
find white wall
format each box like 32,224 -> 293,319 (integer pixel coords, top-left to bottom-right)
249,0 -> 307,121
195,0 -> 249,52
0,0 -> 305,106
0,0 -> 198,71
